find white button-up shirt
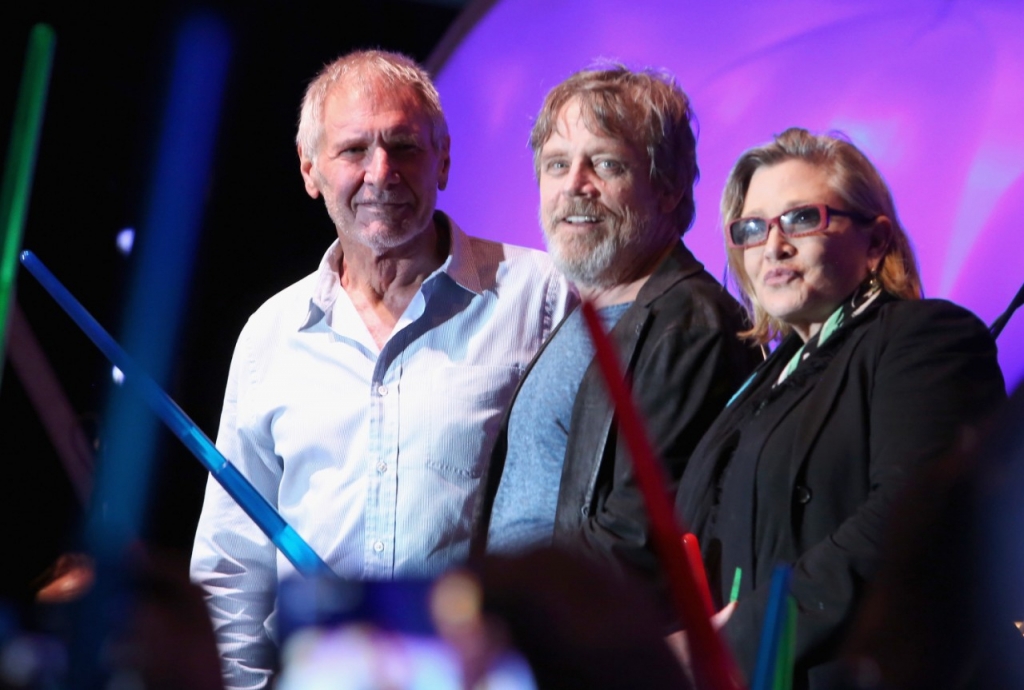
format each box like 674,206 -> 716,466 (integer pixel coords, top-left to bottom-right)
190,214 -> 575,689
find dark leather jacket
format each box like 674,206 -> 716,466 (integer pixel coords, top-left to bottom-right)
473,242 -> 760,591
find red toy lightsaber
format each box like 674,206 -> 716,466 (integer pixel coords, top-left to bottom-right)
580,300 -> 741,690
683,532 -> 716,619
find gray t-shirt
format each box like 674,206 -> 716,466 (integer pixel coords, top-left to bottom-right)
487,302 -> 632,554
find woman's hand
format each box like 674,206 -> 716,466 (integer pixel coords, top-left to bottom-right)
665,601 -> 738,678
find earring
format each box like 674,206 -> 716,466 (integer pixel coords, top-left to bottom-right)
866,265 -> 881,292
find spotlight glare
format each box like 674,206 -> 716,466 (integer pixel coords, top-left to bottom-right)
116,228 -> 135,256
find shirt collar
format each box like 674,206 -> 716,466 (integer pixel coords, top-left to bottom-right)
299,210 -> 482,330
434,212 -> 484,296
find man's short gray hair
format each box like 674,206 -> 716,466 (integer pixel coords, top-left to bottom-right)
296,49 -> 449,161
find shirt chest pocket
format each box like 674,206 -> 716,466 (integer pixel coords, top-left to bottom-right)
425,365 -> 522,478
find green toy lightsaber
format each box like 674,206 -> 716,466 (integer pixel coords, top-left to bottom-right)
0,25 -> 56,380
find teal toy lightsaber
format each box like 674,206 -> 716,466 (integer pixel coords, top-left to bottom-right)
20,249 -> 336,580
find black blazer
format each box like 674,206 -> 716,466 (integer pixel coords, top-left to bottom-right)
675,297 -> 1006,687
473,243 -> 760,589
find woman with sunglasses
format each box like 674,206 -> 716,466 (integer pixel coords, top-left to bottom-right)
672,128 -> 1005,686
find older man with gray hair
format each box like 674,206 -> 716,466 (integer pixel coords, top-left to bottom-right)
474,65 -> 759,598
190,49 -> 575,689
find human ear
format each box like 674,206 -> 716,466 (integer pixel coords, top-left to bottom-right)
436,135 -> 452,191
866,216 -> 892,270
298,144 -> 321,199
658,186 -> 686,216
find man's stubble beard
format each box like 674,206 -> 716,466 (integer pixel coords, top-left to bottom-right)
321,189 -> 428,256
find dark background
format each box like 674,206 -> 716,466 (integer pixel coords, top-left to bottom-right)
1,0 -> 472,599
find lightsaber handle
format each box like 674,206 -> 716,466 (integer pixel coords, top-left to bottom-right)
20,250 -> 336,580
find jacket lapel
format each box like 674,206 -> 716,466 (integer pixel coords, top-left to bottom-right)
787,323 -> 871,488
571,242 -> 706,505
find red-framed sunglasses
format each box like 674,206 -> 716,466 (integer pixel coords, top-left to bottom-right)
726,203 -> 872,248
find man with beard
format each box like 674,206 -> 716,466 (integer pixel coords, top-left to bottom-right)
472,66 -> 760,596
190,50 -> 575,690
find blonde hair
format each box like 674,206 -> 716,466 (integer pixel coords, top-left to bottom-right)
722,127 -> 922,343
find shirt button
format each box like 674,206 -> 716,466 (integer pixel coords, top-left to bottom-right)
580,505 -> 589,516
377,462 -> 387,473
377,384 -> 388,396
373,541 -> 384,552
794,485 -> 812,504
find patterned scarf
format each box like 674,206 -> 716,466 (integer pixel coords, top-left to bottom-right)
775,278 -> 883,385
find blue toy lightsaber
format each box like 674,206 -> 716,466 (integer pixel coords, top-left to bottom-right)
20,249 -> 336,580
752,564 -> 794,690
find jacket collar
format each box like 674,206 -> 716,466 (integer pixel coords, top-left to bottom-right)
634,240 -> 706,307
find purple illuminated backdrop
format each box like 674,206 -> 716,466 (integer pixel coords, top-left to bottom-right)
432,0 -> 1024,389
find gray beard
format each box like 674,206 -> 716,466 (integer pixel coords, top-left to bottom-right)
549,234 -> 621,288
542,206 -> 648,289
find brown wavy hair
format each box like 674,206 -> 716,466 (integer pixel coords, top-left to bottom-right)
529,64 -> 699,233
